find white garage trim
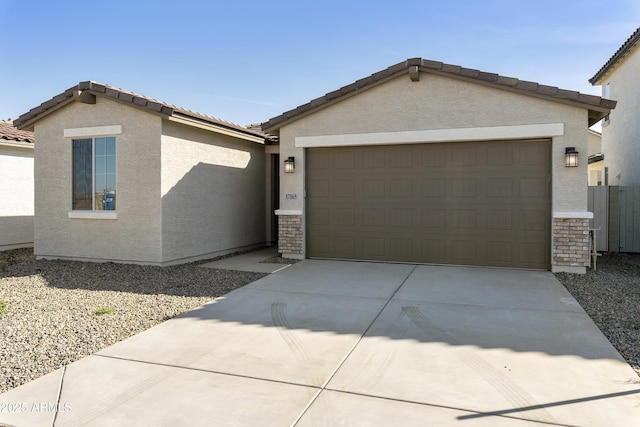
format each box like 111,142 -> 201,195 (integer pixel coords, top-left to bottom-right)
296,123 -> 564,148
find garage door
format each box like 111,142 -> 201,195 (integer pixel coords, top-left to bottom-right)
306,139 -> 551,269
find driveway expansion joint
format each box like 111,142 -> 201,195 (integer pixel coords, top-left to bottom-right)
290,264 -> 419,426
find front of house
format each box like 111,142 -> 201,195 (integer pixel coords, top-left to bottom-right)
263,58 -> 614,274
15,58 -> 613,273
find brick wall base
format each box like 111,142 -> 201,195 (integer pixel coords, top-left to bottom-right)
552,217 -> 589,268
278,215 -> 303,255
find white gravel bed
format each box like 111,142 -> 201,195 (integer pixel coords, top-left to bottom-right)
0,249 -> 265,394
555,252 -> 640,377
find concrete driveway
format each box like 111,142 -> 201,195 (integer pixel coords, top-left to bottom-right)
1,260 -> 639,426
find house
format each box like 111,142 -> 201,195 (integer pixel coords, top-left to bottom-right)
589,26 -> 640,186
14,82 -> 276,265
587,129 -> 604,185
262,58 -> 615,274
0,120 -> 34,250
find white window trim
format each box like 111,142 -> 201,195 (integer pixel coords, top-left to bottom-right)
68,133 -> 119,216
64,125 -> 123,138
68,211 -> 118,220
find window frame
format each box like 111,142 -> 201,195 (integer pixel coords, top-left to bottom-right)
65,125 -> 122,220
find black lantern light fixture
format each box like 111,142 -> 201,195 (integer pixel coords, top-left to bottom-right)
565,147 -> 579,167
284,156 -> 295,173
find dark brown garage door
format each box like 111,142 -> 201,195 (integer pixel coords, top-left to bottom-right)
306,139 -> 551,269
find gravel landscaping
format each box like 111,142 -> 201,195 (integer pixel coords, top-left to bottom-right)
0,249 -> 266,394
555,252 -> 640,378
1,248 -> 639,395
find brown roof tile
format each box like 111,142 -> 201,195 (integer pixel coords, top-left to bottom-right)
0,120 -> 34,143
262,58 -> 615,132
14,81 -> 271,141
590,27 -> 640,84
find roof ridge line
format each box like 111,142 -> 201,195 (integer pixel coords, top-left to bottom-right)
262,57 -> 615,132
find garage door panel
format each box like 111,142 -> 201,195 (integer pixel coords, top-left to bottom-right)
362,150 -> 386,168
334,179 -> 355,198
307,139 -> 550,269
519,144 -> 548,165
421,209 -> 446,229
422,148 -> 447,167
450,179 -> 477,198
486,242 -> 513,263
363,208 -> 385,226
487,145 -> 514,166
422,179 -> 447,198
519,210 -> 548,231
334,236 -> 356,256
449,240 -> 477,261
487,210 -> 513,230
363,179 -> 385,197
421,239 -> 448,260
363,237 -> 385,257
389,179 -> 413,198
389,149 -> 414,168
308,207 -> 330,226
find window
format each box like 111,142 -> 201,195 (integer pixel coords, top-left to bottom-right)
72,137 -> 116,210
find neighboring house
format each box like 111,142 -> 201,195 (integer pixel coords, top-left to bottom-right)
0,120 -> 34,250
587,129 -> 604,185
589,26 -> 640,186
262,57 -> 614,274
14,82 -> 276,265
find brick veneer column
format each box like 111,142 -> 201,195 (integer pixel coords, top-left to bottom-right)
278,214 -> 303,255
552,217 -> 590,268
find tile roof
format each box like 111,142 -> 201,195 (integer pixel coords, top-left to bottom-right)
262,57 -> 616,132
590,27 -> 640,84
0,120 -> 34,143
14,81 -> 272,141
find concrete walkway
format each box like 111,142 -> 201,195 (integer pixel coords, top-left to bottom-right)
1,260 -> 639,426
199,246 -> 293,274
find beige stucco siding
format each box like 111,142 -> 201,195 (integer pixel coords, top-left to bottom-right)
0,145 -> 34,249
599,47 -> 640,185
160,121 -> 266,263
277,72 -> 589,259
33,97 -> 163,263
280,73 -> 588,211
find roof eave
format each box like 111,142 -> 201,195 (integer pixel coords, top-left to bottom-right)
263,58 -> 616,132
590,27 -> 640,85
15,81 -> 270,143
0,140 -> 34,149
262,66 -> 408,133
167,113 -> 265,144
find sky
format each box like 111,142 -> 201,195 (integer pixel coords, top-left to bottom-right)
1,0 -> 638,128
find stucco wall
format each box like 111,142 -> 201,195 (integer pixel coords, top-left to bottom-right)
160,121 -> 266,263
0,145 -> 34,249
599,46 -> 640,185
33,97 -> 163,263
277,72 -> 590,264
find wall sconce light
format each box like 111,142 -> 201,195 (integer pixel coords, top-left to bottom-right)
565,147 -> 579,167
284,156 -> 295,173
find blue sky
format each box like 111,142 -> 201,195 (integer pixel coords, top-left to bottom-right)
1,0 -> 638,127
